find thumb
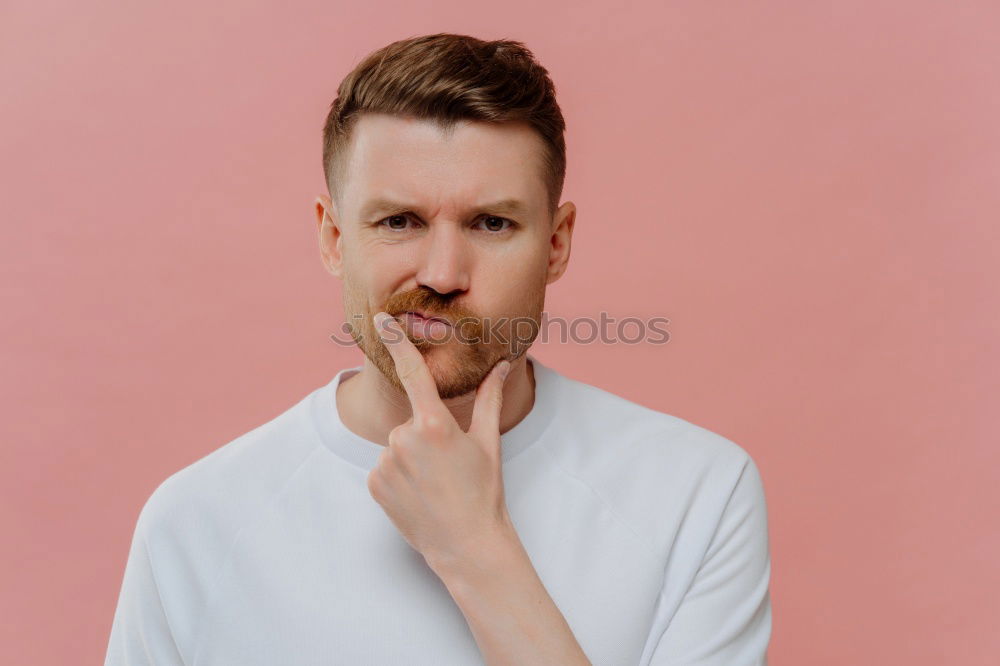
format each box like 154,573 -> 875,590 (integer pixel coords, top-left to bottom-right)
469,360 -> 511,439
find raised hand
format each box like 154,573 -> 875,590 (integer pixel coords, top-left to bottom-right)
367,310 -> 513,571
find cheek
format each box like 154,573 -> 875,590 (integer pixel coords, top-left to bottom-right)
507,249 -> 549,289
479,268 -> 547,316
342,251 -> 404,303
486,237 -> 549,276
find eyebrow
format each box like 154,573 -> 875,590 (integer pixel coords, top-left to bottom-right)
359,197 -> 529,221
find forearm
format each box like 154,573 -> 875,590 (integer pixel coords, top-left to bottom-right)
427,522 -> 591,666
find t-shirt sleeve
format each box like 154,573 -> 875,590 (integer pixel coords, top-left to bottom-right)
104,505 -> 186,666
646,455 -> 772,665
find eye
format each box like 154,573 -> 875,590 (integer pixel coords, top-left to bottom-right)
377,214 -> 418,232
476,215 -> 514,233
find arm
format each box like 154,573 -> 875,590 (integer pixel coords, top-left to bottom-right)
104,510 -> 186,666
427,520 -> 592,666
644,456 -> 772,665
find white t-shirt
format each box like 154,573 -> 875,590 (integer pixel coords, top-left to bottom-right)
105,354 -> 771,665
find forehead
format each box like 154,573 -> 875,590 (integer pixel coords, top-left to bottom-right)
340,113 -> 548,217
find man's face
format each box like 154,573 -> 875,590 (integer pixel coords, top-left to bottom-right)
316,112 -> 573,399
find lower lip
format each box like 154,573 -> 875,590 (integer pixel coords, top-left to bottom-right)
399,312 -> 451,339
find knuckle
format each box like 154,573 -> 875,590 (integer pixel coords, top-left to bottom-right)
418,413 -> 448,437
392,442 -> 411,465
396,359 -> 421,382
387,429 -> 413,461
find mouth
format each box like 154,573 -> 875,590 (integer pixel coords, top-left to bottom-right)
395,310 -> 453,340
403,310 -> 451,326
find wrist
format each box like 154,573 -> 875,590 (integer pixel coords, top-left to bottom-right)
426,518 -> 522,586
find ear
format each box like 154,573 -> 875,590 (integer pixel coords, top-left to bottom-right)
546,201 -> 576,285
315,194 -> 344,278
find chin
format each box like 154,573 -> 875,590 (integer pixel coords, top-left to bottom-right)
422,340 -> 476,365
429,342 -> 492,375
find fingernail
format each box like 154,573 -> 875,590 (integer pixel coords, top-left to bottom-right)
498,361 -> 511,381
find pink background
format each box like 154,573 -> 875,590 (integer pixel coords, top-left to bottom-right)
3,1 -> 998,663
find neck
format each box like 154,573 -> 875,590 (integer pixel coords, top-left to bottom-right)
336,354 -> 536,446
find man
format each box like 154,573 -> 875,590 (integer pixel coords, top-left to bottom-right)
105,33 -> 771,665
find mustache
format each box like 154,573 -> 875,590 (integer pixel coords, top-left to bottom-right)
381,288 -> 480,328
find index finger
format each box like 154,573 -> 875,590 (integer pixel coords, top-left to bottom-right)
373,311 -> 445,416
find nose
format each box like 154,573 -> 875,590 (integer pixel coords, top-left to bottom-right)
415,222 -> 471,295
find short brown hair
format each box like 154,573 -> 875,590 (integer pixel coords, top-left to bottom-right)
321,33 -> 566,216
